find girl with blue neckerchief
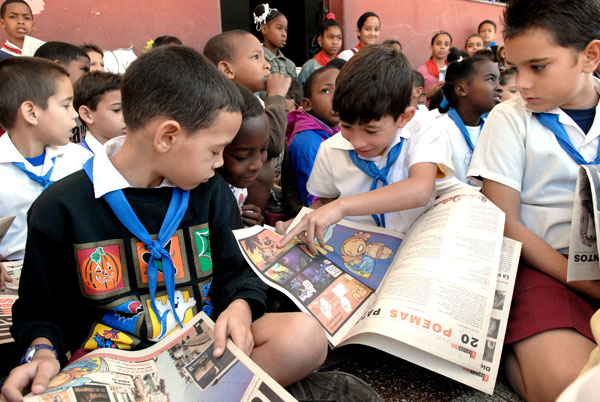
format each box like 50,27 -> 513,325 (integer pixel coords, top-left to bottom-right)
436,54 -> 503,184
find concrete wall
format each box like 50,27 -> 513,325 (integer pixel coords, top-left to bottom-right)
9,0 -> 222,56
329,0 -> 506,69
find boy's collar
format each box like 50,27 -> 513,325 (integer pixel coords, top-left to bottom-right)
0,132 -> 66,164
91,135 -> 176,199
330,127 -> 409,161
0,40 -> 22,56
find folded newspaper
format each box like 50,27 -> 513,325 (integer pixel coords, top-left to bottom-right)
234,189 -> 521,395
0,259 -> 21,344
24,312 -> 295,402
568,165 -> 600,281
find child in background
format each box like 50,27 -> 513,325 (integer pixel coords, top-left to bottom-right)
278,45 -> 455,250
499,68 -> 518,102
0,57 -> 91,263
411,70 -> 427,111
468,0 -> 600,399
285,78 -> 302,114
464,33 -> 484,56
478,19 -> 497,48
253,3 -> 296,79
80,43 -> 105,72
1,46 -> 330,402
338,11 -> 380,61
219,83 -> 269,226
417,30 -> 452,106
73,71 -> 125,154
297,14 -> 342,86
287,65 -> 341,206
436,55 -> 502,183
34,41 -> 91,143
383,39 -> 402,52
145,35 -> 182,52
0,0 -> 34,59
495,45 -> 507,71
203,30 -> 290,221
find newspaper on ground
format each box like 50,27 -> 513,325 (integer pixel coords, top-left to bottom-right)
24,311 -> 295,402
234,189 -> 521,394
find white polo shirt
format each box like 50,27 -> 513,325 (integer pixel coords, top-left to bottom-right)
82,132 -> 105,155
0,133 -> 92,260
307,111 -> 455,234
468,88 -> 600,250
436,113 -> 482,184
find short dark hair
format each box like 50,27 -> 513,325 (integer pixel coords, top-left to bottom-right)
203,30 -> 249,65
80,43 -> 103,56
0,57 -> 68,130
448,47 -> 469,63
500,67 -> 516,85
153,35 -> 182,48
121,46 -> 243,134
383,39 -> 402,50
73,71 -> 121,112
431,30 -> 453,45
232,82 -> 264,122
333,44 -> 412,125
503,0 -> 600,51
303,65 -> 339,99
473,48 -> 496,62
478,19 -> 497,32
34,41 -> 90,65
357,11 -> 380,30
0,0 -> 32,18
318,17 -> 342,37
412,70 -> 425,88
326,58 -> 346,69
440,54 -> 493,112
286,78 -> 302,106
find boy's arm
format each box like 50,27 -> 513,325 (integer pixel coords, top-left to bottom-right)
279,162 -> 438,253
483,179 -> 600,301
264,74 -> 292,157
1,337 -> 60,402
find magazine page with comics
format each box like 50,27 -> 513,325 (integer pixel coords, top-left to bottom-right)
233,189 -> 521,394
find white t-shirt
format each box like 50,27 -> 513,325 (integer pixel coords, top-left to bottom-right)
468,89 -> 600,250
0,133 -> 92,260
337,48 -> 359,62
307,111 -> 455,234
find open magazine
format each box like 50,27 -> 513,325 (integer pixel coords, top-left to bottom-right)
234,189 -> 521,395
24,312 -> 295,402
568,165 -> 600,281
0,260 -> 21,344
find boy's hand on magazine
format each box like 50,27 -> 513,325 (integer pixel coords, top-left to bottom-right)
266,73 -> 291,98
0,261 -> 14,291
275,219 -> 292,235
213,299 -> 253,358
277,202 -> 343,254
1,351 -> 60,402
241,204 -> 264,227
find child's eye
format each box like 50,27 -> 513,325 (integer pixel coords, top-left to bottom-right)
532,65 -> 545,71
321,88 -> 331,94
366,129 -> 378,134
112,108 -> 121,113
81,67 -> 90,73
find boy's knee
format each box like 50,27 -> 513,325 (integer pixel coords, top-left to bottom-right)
288,313 -> 328,360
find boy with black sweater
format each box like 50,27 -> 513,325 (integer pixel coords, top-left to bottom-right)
1,46 -> 328,401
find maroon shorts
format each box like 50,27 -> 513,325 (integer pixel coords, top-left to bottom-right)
505,260 -> 598,344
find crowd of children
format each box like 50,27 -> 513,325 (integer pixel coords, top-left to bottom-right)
1,0 -> 600,400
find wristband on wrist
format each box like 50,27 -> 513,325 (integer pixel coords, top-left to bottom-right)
20,344 -> 58,364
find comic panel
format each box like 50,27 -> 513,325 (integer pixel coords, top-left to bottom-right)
238,229 -> 299,271
307,273 -> 373,336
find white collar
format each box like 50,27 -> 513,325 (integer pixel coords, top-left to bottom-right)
0,132 -> 68,173
84,132 -> 105,155
329,127 -> 409,162
91,135 -> 175,199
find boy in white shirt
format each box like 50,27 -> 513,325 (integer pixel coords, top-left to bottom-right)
73,71 -> 126,154
0,0 -> 34,59
0,57 -> 91,264
468,0 -> 600,399
278,45 -> 455,250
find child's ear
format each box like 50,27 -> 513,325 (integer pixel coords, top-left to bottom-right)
19,101 -> 39,126
582,39 -> 600,74
301,98 -> 312,112
397,106 -> 416,128
317,34 -> 323,48
455,83 -> 467,98
260,24 -> 268,37
217,60 -> 235,80
153,119 -> 183,153
78,105 -> 93,125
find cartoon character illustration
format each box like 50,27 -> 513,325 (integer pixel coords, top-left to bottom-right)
265,264 -> 294,284
300,225 -> 336,258
340,232 -> 393,278
289,277 -> 317,302
332,282 -> 353,313
150,290 -> 196,341
81,246 -> 122,291
319,298 -> 332,319
93,329 -> 120,349
242,235 -> 277,263
101,299 -> 143,334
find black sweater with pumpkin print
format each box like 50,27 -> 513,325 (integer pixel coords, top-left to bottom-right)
11,170 -> 267,365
